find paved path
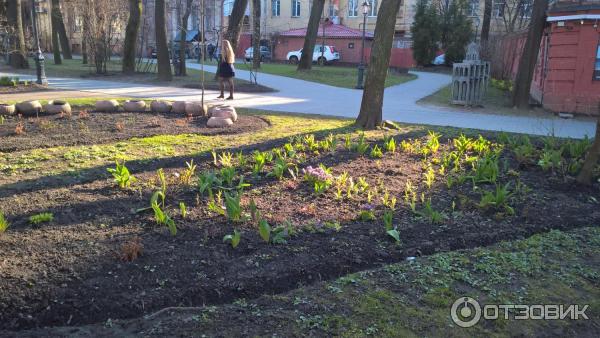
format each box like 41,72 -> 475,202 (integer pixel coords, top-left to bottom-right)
1,65 -> 595,139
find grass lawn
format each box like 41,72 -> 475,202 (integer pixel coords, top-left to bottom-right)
0,58 -> 272,92
418,83 -> 551,117
243,62 -> 418,89
0,105 -> 598,336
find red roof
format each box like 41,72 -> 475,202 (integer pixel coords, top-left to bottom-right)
279,23 -> 374,39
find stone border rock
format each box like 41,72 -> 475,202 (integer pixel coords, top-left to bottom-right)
150,100 -> 172,113
185,102 -> 208,116
171,101 -> 189,114
95,100 -> 120,112
0,103 -> 16,115
15,100 -> 42,115
44,100 -> 72,115
209,104 -> 237,122
207,116 -> 233,128
123,100 -> 147,112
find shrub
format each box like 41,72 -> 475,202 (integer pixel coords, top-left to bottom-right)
151,191 -> 176,235
538,148 -> 563,172
302,165 -> 333,195
107,161 -> 136,189
29,212 -> 54,225
224,192 -> 242,221
119,237 -> 143,262
370,145 -> 383,159
383,135 -> 396,153
198,171 -> 221,197
223,229 -> 241,248
411,0 -> 440,66
470,153 -> 499,184
416,199 -> 446,224
0,211 -> 9,233
479,183 -> 514,215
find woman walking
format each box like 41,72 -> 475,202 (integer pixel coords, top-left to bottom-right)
217,40 -> 236,100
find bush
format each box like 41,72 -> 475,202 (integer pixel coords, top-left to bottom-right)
441,0 -> 472,65
411,0 -> 440,66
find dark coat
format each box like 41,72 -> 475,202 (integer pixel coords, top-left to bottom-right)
218,61 -> 235,78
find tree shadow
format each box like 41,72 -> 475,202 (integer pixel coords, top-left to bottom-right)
0,124 -> 431,199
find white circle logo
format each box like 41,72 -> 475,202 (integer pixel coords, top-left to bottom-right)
451,297 -> 482,328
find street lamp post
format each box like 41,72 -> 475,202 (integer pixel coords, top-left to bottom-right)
356,1 -> 370,89
473,17 -> 481,43
30,0 -> 47,85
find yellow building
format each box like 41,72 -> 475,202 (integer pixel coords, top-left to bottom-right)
246,0 -> 531,41
255,0 -> 416,38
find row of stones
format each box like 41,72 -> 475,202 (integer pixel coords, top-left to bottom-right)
0,100 -> 238,128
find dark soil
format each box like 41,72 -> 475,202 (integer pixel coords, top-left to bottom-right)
0,133 -> 598,333
0,83 -> 50,94
0,111 -> 270,152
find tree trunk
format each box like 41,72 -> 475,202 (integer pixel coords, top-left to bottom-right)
577,114 -> 600,185
14,0 -> 26,55
82,37 -> 87,64
6,0 -> 17,51
481,0 -> 492,42
251,0 -> 261,69
123,0 -> 142,74
51,0 -> 72,59
155,0 -> 172,81
512,0 -> 548,108
226,0 -> 249,52
356,0 -> 402,129
297,0 -> 325,71
178,0 -> 193,76
51,9 -> 62,65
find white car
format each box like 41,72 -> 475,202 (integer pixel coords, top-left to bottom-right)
286,45 -> 340,65
244,46 -> 272,62
433,54 -> 445,65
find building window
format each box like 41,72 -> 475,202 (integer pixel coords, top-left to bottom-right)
493,1 -> 505,18
292,0 -> 301,17
368,0 -> 377,17
348,0 -> 358,17
224,0 -> 234,16
272,0 -> 280,16
595,44 -> 600,81
467,0 -> 479,17
328,2 -> 337,17
519,0 -> 533,19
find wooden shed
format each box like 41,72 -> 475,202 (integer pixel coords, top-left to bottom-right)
536,1 -> 600,115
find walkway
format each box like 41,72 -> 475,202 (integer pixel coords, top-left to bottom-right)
1,65 -> 595,139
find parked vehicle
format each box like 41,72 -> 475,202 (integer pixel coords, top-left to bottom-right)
286,45 -> 340,65
433,54 -> 445,65
245,46 -> 272,62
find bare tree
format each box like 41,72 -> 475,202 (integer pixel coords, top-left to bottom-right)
511,0 -> 547,108
80,0 -> 127,73
251,0 -> 260,69
155,0 -> 172,81
51,0 -> 72,59
297,0 -> 325,71
123,0 -> 142,74
356,0 -> 402,129
494,0 -> 534,33
481,0 -> 492,42
226,0 -> 249,52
